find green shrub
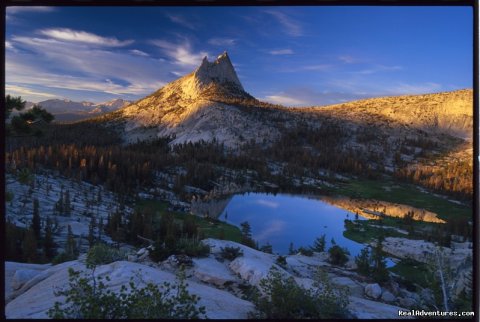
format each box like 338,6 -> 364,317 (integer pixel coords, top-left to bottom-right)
220,246 -> 243,260
250,267 -> 350,319
86,243 -> 125,267
47,267 -> 207,319
6,190 -> 14,202
298,247 -> 314,257
52,252 -> 77,265
328,245 -> 350,266
275,255 -> 287,267
175,237 -> 210,257
150,237 -> 209,262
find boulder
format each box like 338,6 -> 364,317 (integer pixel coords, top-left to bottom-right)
381,290 -> 396,303
127,254 -> 138,262
364,283 -> 382,299
348,296 -> 412,319
331,276 -> 364,297
193,257 -> 237,287
5,262 -> 51,299
12,270 -> 42,291
398,296 -> 417,309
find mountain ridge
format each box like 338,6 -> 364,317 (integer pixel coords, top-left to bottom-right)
94,52 -> 473,150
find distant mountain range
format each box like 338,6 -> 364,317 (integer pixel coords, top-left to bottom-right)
25,98 -> 132,122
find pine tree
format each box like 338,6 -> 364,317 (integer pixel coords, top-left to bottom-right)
88,216 -> 96,248
355,246 -> 371,276
311,234 -> 326,252
65,225 -> 78,259
240,221 -> 255,248
98,217 -> 103,240
371,235 -> 389,283
288,242 -> 296,255
65,190 -> 71,216
31,198 -> 41,241
43,217 -> 56,260
23,228 -> 38,263
56,189 -> 64,214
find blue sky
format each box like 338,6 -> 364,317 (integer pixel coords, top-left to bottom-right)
6,6 -> 473,106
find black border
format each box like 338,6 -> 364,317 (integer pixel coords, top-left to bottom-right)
1,1 -> 478,321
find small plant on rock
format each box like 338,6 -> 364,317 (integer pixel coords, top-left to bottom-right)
47,267 -> 207,319
220,246 -> 243,260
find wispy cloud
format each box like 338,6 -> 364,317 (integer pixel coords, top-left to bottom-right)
7,7 -> 55,14
6,34 -> 170,102
353,64 -> 403,75
279,64 -> 331,73
38,28 -> 133,47
151,39 -> 208,67
130,49 -> 149,57
6,6 -> 55,22
256,220 -> 286,241
166,14 -> 196,30
256,199 -> 279,208
264,10 -> 303,37
389,82 -> 442,94
263,94 -> 307,106
261,87 -> 374,107
6,84 -> 56,100
5,41 -> 17,52
338,55 -> 359,64
208,38 -> 237,47
269,49 -> 294,55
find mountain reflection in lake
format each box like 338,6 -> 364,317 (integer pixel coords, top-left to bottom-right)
212,192 -> 368,256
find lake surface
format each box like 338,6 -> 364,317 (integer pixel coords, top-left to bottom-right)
218,192 -> 367,256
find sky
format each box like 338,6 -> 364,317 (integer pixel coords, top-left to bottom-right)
5,6 -> 473,106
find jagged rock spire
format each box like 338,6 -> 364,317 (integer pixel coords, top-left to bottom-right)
194,51 -> 244,91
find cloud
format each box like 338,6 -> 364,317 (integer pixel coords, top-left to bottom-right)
6,84 -> 56,100
256,220 -> 286,241
208,38 -> 237,47
256,199 -> 279,208
354,65 -> 403,75
166,14 -> 196,30
151,39 -> 208,67
6,34 -> 171,102
389,82 -> 442,95
338,55 -> 358,64
38,28 -> 134,47
262,87 -> 375,107
279,64 -> 331,73
5,41 -> 17,52
7,7 -> 55,14
269,49 -> 294,55
264,10 -> 303,37
130,49 -> 149,57
263,94 -> 308,106
6,6 -> 55,22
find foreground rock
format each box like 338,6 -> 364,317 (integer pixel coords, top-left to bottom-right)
6,239 -> 413,319
6,260 -> 254,319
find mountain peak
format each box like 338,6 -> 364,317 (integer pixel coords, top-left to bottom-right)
194,51 -> 244,91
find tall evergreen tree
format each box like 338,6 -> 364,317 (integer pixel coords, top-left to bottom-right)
31,198 -> 41,241
64,190 -> 71,216
65,225 -> 78,259
371,235 -> 389,283
88,216 -> 97,248
43,217 -> 56,260
311,234 -> 326,252
23,228 -> 38,263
